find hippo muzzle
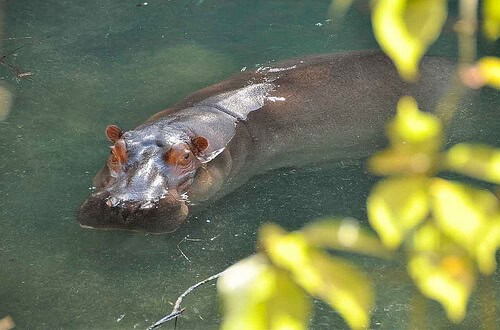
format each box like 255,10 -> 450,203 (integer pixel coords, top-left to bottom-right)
78,190 -> 189,233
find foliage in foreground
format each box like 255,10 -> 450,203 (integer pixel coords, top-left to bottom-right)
218,220 -> 385,330
216,0 -> 499,329
368,97 -> 499,322
217,100 -> 499,329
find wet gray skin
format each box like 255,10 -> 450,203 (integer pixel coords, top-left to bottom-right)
78,51 -> 461,233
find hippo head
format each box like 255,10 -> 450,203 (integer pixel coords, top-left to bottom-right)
78,123 -> 214,233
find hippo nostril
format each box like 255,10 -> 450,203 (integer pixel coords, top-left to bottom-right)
106,196 -> 122,207
140,200 -> 155,209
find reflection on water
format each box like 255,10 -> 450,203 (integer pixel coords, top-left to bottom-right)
0,0 -> 498,329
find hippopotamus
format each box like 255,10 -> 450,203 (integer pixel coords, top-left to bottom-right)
78,51 -> 458,233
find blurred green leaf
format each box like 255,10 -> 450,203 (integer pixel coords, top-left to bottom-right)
408,251 -> 475,323
301,218 -> 392,258
445,143 -> 500,184
369,149 -> 438,176
0,316 -> 14,330
218,254 -> 312,330
268,271 -> 312,330
218,255 -> 274,330
430,179 -> 499,252
259,224 -> 374,329
483,0 -> 500,41
474,214 -> 500,275
409,222 -> 442,252
408,224 -> 477,322
460,57 -> 500,89
387,96 -> 443,152
367,177 -> 430,249
372,0 -> 447,80
477,57 -> 500,89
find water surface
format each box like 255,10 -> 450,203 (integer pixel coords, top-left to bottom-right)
0,1 -> 498,328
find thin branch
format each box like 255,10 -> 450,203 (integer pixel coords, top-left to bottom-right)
176,237 -> 203,262
147,270 -> 227,330
0,43 -> 33,62
457,0 -> 478,66
0,37 -> 63,99
176,237 -> 190,262
437,0 -> 479,125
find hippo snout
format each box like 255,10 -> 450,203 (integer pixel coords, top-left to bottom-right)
77,192 -> 189,234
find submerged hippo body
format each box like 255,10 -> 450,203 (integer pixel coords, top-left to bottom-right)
78,51 -> 457,233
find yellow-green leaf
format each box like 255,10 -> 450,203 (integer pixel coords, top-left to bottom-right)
474,214 -> 500,275
0,316 -> 14,330
268,271 -> 312,330
372,0 -> 447,80
483,0 -> 500,41
258,223 -> 297,265
460,57 -> 500,89
408,251 -> 475,323
477,57 -> 500,89
367,177 -> 430,249
218,255 -> 274,330
430,179 -> 499,252
301,218 -> 392,258
304,253 -> 374,330
410,222 -> 442,252
445,143 -> 500,184
369,149 -> 438,176
218,254 -> 312,330
259,224 -> 374,329
387,96 -> 443,152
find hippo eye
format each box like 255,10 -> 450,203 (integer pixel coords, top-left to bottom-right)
108,152 -> 121,170
107,142 -> 128,173
165,144 -> 193,167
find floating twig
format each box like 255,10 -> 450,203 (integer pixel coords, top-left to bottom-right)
176,236 -> 202,262
0,37 -> 63,98
147,270 -> 227,329
176,237 -> 190,262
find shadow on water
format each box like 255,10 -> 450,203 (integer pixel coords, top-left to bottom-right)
0,0 -> 498,329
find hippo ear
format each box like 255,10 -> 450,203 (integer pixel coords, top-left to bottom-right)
192,136 -> 209,154
106,125 -> 123,143
192,136 -> 224,163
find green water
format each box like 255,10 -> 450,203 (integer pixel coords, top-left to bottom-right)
0,0 -> 498,329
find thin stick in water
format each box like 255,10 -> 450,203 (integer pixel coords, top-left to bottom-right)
148,270 -> 227,330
